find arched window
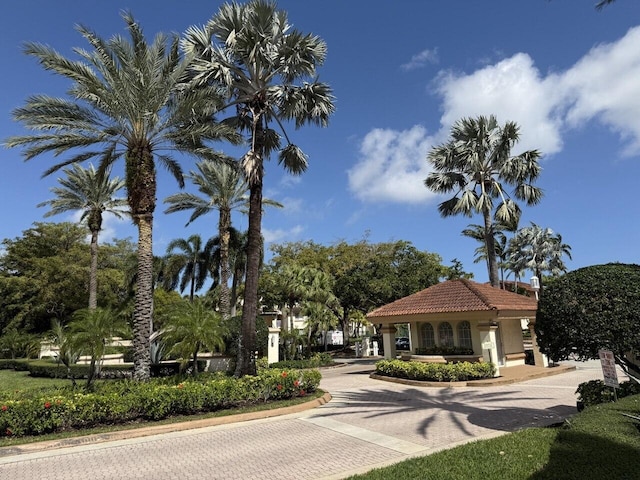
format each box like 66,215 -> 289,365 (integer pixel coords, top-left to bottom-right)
458,321 -> 472,349
438,322 -> 454,347
420,323 -> 435,348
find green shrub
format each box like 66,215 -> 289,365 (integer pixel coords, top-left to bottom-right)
375,359 -> 495,382
270,353 -> 334,369
414,346 -> 474,356
576,379 -> 640,407
0,368 -> 322,438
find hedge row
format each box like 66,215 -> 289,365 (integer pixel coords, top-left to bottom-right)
375,359 -> 495,382
414,346 -> 474,356
0,368 -> 321,437
270,353 -> 335,369
576,379 -> 640,408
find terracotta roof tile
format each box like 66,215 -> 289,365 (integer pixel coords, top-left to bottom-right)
367,279 -> 538,318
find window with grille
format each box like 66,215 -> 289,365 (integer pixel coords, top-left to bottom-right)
438,322 -> 454,347
458,321 -> 472,349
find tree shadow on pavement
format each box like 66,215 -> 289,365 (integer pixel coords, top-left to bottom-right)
315,387 -> 575,438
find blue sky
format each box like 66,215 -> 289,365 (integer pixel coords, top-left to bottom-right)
1,1 -> 639,283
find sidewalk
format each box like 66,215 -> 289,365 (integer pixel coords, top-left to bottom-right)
0,360 -> 603,479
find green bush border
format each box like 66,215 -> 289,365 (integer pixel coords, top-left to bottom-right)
375,359 -> 495,382
0,368 -> 321,437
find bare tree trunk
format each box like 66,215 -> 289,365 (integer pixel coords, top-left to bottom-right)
89,229 -> 99,309
132,215 -> 153,381
219,207 -> 232,320
483,209 -> 500,287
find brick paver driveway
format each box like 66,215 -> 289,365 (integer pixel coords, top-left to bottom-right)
0,360 -> 604,480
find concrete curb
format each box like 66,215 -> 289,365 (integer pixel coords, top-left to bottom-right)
0,392 -> 332,457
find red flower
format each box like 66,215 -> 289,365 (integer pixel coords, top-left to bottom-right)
293,380 -> 300,387
281,371 -> 288,378
44,402 -> 51,409
1,405 -> 7,411
276,384 -> 283,391
299,390 -> 306,396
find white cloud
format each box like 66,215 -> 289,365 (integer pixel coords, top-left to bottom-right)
347,125 -> 437,204
558,26 -> 640,156
435,53 -> 564,155
262,225 -> 304,243
279,197 -> 304,215
350,26 -> 640,204
401,48 -> 439,71
279,174 -> 302,188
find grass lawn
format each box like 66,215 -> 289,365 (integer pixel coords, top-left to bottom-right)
347,394 -> 640,480
0,369 -> 70,392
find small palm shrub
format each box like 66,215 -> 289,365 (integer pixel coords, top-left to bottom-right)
576,379 -> 640,408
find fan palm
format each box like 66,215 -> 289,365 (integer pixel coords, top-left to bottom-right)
461,223 -> 512,287
6,13 -> 238,381
182,0 -> 335,375
507,222 -> 572,292
163,234 -> 215,302
425,115 -> 543,287
164,159 -> 282,318
38,164 -> 127,309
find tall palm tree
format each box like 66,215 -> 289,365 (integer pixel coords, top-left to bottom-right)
6,13 -> 237,381
38,164 -> 127,309
182,0 -> 335,376
164,159 -> 282,319
425,115 -> 543,287
163,234 -> 215,302
507,222 -> 572,293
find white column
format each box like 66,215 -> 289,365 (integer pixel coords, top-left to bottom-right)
478,323 -> 500,377
268,327 -> 280,365
528,320 -> 549,367
380,325 -> 397,359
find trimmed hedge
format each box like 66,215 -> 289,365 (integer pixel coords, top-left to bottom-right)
270,353 -> 335,369
576,379 -> 640,407
375,359 -> 495,382
0,368 -> 321,437
414,346 -> 474,356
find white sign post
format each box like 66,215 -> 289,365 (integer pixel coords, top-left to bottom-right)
598,349 -> 619,391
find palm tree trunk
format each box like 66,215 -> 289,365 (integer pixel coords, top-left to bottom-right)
219,207 -> 232,320
483,209 -> 500,287
89,229 -> 99,309
235,179 -> 262,377
133,215 -> 153,381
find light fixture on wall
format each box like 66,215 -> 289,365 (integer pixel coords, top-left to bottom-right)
530,276 -> 540,300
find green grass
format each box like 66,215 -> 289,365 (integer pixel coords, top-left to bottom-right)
347,395 -> 640,480
0,369 -> 71,392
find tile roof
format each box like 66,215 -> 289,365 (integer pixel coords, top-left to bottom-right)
367,279 -> 538,318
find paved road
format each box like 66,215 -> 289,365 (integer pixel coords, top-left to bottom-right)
0,360 -> 606,480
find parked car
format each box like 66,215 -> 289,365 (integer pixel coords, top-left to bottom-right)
395,337 -> 410,350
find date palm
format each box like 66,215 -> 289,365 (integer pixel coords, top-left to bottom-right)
163,234 -> 215,302
6,13 -> 237,381
38,163 -> 127,309
425,115 -> 543,287
164,159 -> 281,318
183,0 -> 335,375
507,222 -> 572,293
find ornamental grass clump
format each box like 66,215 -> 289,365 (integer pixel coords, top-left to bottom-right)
0,368 -> 321,437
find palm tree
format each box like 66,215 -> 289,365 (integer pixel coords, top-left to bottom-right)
67,307 -> 129,388
507,222 -> 572,293
7,13 -> 237,381
164,160 -> 282,318
38,164 -> 127,309
163,234 -> 215,302
182,0 -> 335,376
425,115 -> 543,287
161,297 -> 227,374
461,223 -> 512,287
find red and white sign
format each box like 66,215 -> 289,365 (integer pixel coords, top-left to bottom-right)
598,349 -> 619,388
